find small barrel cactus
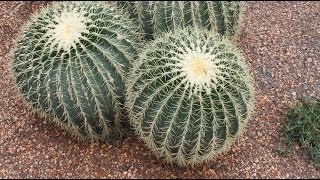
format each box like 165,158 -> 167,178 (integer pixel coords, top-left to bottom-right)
118,1 -> 244,40
10,1 -> 141,141
126,27 -> 254,166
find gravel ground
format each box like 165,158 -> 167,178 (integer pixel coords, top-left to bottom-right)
1,1 -> 320,178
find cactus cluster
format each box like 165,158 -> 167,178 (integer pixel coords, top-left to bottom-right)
118,1 -> 244,40
11,1 -> 141,141
11,1 -> 254,166
125,27 -> 254,166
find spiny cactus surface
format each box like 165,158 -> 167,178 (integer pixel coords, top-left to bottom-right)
118,1 -> 244,40
126,27 -> 254,166
11,1 -> 141,141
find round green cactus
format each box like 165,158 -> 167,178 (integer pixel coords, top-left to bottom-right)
126,27 -> 254,166
10,1 -> 141,141
118,1 -> 244,40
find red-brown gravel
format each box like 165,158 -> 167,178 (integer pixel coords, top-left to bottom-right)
1,1 -> 320,178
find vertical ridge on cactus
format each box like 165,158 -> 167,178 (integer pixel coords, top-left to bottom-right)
10,1 -> 141,142
118,1 -> 244,40
126,27 -> 254,166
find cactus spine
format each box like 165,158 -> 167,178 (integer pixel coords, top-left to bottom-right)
118,1 -> 244,40
11,1 -> 141,141
126,27 -> 254,166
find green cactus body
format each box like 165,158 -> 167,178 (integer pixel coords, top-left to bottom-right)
126,27 -> 254,166
118,1 -> 244,40
11,1 -> 141,141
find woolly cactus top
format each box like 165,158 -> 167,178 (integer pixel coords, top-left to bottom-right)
172,37 -> 222,96
46,7 -> 89,52
126,27 -> 255,166
13,2 -> 140,55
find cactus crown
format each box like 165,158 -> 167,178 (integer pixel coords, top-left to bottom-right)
126,26 -> 254,166
11,1 -> 141,142
45,5 -> 89,52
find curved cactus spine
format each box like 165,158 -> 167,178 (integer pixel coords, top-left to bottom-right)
118,1 -> 244,40
10,1 -> 141,142
126,27 -> 255,166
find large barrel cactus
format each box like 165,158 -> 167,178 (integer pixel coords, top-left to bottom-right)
118,1 -> 244,40
10,1 -> 141,141
126,27 -> 254,166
